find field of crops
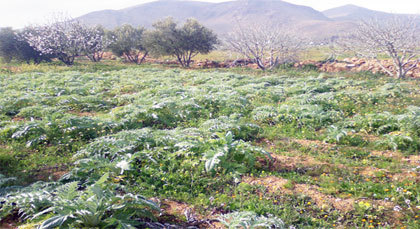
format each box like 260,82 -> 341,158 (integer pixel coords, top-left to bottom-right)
1,65 -> 420,228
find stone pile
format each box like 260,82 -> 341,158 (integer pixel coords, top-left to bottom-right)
295,58 -> 420,78
100,52 -> 420,77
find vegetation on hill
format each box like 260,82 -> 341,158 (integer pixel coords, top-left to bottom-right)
0,63 -> 419,228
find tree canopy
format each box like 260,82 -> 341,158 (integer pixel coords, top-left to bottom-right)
0,27 -> 49,64
144,18 -> 218,67
107,25 -> 148,64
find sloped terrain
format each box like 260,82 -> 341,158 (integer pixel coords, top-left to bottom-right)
77,0 -> 420,40
1,66 -> 420,228
323,4 -> 415,22
77,0 -> 351,39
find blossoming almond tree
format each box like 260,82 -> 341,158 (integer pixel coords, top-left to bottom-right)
81,25 -> 110,62
24,18 -> 109,65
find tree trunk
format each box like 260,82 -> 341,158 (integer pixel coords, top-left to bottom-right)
59,55 -> 74,66
123,52 -> 139,64
398,65 -> 405,79
137,52 -> 148,65
255,58 -> 266,70
87,52 -> 103,62
176,55 -> 186,68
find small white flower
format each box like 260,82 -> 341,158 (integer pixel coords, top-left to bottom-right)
393,205 -> 402,212
116,160 -> 130,174
234,177 -> 240,184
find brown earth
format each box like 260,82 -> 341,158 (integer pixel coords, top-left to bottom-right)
0,215 -> 18,229
68,111 -> 97,117
295,58 -> 420,78
403,155 -> 420,166
31,165 -> 69,181
241,175 -> 399,213
369,150 -> 402,159
159,200 -> 222,228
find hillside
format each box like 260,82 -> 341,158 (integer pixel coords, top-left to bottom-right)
79,0 -> 213,29
77,0 -> 350,39
323,4 -> 404,21
77,0 -> 420,39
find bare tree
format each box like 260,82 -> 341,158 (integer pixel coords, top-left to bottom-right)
337,17 -> 420,78
224,22 -> 304,70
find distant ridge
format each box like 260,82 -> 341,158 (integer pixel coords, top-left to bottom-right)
323,4 -> 409,21
77,0 -> 418,40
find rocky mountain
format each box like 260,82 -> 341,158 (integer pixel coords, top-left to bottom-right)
323,4 -> 405,21
77,0 -> 417,39
78,0 -> 349,39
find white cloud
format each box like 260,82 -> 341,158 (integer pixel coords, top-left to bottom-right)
1,0 -> 419,28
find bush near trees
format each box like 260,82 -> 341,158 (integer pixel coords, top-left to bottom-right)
0,28 -> 16,63
0,27 -> 50,64
107,25 -> 148,64
144,18 -> 218,67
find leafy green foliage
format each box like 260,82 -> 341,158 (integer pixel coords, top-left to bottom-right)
0,181 -> 57,220
218,211 -> 285,229
324,125 -> 353,143
144,17 -> 218,67
107,25 -> 148,64
204,132 -> 271,174
1,66 -> 420,228
376,133 -> 416,151
0,27 -> 49,64
0,174 -> 19,196
1,174 -> 159,228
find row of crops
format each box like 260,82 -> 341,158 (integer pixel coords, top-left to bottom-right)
1,67 -> 419,228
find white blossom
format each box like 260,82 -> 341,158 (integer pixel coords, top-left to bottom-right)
116,160 -> 131,174
23,18 -> 110,65
393,205 -> 402,212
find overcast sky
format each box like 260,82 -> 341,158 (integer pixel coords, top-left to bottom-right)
1,0 -> 420,28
